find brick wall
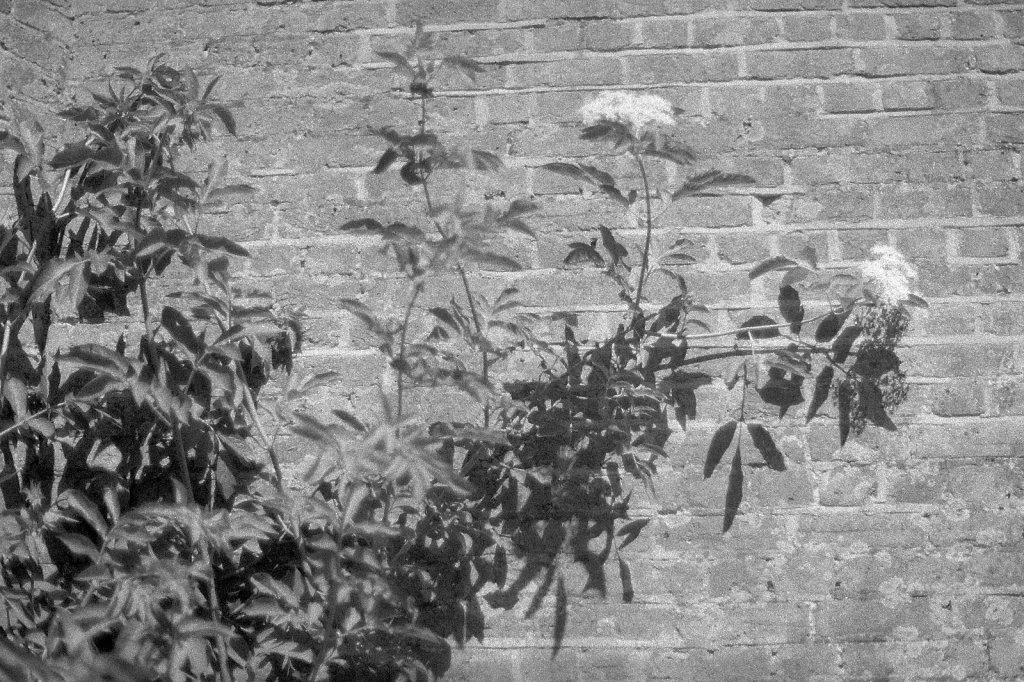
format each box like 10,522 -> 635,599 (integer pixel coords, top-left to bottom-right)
0,0 -> 71,119
24,0 -> 1024,679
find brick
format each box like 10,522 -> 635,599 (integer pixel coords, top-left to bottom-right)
929,379 -> 987,417
395,0 -> 500,24
957,227 -> 1012,258
893,12 -> 944,40
507,57 -> 622,88
780,14 -> 831,43
819,465 -> 878,506
974,183 -> 1024,217
736,0 -> 842,9
835,13 -> 888,41
581,20 -> 635,51
1003,10 -> 1024,40
691,16 -> 779,48
849,0 -> 955,6
929,79 -> 988,110
892,227 -> 946,260
881,80 -> 933,111
982,302 -> 1024,335
875,185 -> 972,220
859,45 -> 973,76
975,44 -> 1024,74
950,11 -> 1000,40
986,113 -> 1024,145
996,78 -> 1024,107
822,83 -> 877,114
861,114 -> 981,150
624,52 -> 739,84
642,18 -> 689,49
746,48 -> 856,80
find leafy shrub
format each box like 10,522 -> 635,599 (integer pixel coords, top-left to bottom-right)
0,28 -> 924,682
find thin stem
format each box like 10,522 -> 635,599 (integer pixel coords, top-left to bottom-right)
396,282 -> 423,419
633,153 -> 655,315
200,540 -> 232,682
242,387 -> 285,492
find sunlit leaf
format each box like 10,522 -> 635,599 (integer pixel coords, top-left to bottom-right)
749,256 -> 798,280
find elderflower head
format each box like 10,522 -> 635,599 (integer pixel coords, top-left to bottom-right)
579,91 -> 676,132
860,245 -> 919,305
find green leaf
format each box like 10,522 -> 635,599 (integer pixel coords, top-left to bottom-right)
672,170 -> 754,201
746,423 -> 786,471
723,445 -> 743,533
210,104 -> 237,136
837,383 -> 851,446
615,518 -> 650,551
736,315 -> 780,341
749,256 -> 798,280
778,285 -> 804,334
553,574 -> 567,658
618,556 -> 634,603
832,325 -> 860,364
815,310 -> 850,343
49,142 -> 121,169
704,420 -> 737,479
28,259 -> 85,304
564,242 -> 604,267
161,306 -> 204,355
54,532 -> 99,562
373,148 -> 401,174
3,377 -> 28,420
442,55 -> 486,81
62,490 -> 108,536
540,162 -> 591,185
599,225 -> 628,265
806,366 -> 834,422
192,234 -> 250,257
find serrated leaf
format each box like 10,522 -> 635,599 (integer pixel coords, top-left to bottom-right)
704,420 -> 738,479
723,445 -> 743,533
749,256 -> 798,280
806,366 -> 833,422
672,170 -> 754,201
746,423 -> 786,471
599,224 -> 628,265
28,259 -> 85,304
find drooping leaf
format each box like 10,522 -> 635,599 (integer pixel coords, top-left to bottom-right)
618,557 -> 634,603
63,490 -> 109,537
540,162 -> 592,185
28,259 -> 85,304
806,365 -> 834,422
831,325 -> 860,364
736,315 -> 780,340
599,225 -> 628,265
723,445 -> 743,532
553,574 -> 567,658
815,310 -> 850,343
161,306 -> 204,356
564,241 -> 604,267
442,55 -> 486,81
778,285 -> 804,334
3,377 -> 28,420
704,420 -> 738,479
837,383 -> 852,446
672,170 -> 754,201
373,147 -> 401,174
749,256 -> 798,280
615,518 -> 650,551
746,423 -> 786,471
860,382 -> 897,431
54,532 -> 99,562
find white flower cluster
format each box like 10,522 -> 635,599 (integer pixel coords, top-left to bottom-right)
579,91 -> 676,132
860,245 -> 919,304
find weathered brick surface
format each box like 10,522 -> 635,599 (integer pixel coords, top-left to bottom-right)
3,0 -> 1023,679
